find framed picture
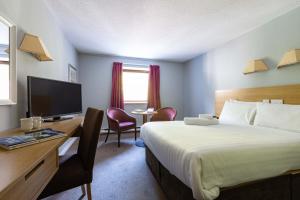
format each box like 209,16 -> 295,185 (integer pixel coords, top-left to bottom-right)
68,64 -> 78,83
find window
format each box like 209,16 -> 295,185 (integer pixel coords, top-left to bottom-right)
122,66 -> 149,103
0,63 -> 9,100
0,16 -> 16,105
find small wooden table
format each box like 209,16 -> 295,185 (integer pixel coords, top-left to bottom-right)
131,110 -> 158,124
0,117 -> 83,200
131,110 -> 157,147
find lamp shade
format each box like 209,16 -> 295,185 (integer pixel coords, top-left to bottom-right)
19,33 -> 53,61
243,59 -> 268,74
277,49 -> 300,68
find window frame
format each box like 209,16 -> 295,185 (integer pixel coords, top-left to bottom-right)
0,16 -> 17,106
122,66 -> 149,104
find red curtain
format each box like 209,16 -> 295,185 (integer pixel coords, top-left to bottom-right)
147,65 -> 161,110
110,62 -> 124,109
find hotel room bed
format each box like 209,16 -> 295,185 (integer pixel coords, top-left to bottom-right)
141,84 -> 300,200
141,121 -> 300,200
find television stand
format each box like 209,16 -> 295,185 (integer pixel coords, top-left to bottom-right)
43,116 -> 73,122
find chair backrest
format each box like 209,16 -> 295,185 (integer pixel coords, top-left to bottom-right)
78,108 -> 104,172
106,107 -> 130,123
150,107 -> 177,122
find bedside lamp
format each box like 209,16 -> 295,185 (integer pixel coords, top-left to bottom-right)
19,33 -> 53,61
243,59 -> 268,74
277,49 -> 300,68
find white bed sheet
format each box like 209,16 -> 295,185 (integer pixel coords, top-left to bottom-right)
141,121 -> 300,200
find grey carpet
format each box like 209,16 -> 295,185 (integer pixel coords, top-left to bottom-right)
44,133 -> 166,200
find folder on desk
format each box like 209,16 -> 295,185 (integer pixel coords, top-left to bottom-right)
0,128 -> 66,150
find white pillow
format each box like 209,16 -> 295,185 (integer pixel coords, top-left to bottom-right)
219,101 -> 257,125
254,103 -> 300,132
231,100 -> 260,103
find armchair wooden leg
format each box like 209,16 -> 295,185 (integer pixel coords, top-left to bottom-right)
86,183 -> 92,200
105,129 -> 110,143
134,127 -> 137,141
118,130 -> 121,147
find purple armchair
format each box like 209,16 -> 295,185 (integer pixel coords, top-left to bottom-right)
150,107 -> 177,122
106,108 -> 137,147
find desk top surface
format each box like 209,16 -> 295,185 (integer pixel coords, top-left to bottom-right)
0,117 -> 83,196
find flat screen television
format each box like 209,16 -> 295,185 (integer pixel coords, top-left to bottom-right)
27,76 -> 82,120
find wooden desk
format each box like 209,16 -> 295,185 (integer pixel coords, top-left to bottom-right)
0,117 -> 83,200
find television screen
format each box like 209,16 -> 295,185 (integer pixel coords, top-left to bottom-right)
27,76 -> 82,118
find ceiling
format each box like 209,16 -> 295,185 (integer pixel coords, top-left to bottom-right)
45,0 -> 300,62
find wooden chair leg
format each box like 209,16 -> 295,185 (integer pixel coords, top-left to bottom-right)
118,130 -> 121,147
81,185 -> 86,196
105,129 -> 110,143
134,127 -> 137,141
86,183 -> 92,200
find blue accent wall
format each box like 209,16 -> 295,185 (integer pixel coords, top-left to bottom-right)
184,7 -> 300,116
79,54 -> 184,129
0,0 -> 78,131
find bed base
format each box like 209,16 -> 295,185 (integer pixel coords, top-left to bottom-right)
145,146 -> 300,200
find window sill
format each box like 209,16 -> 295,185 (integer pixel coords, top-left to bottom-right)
0,100 -> 17,106
124,101 -> 147,104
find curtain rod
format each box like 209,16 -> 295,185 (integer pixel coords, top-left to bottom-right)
123,63 -> 149,67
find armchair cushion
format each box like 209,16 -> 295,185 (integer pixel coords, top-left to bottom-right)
119,122 -> 135,129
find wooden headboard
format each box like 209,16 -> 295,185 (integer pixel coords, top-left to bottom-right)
215,84 -> 300,117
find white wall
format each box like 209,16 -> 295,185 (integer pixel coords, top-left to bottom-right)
0,0 -> 78,131
184,6 -> 300,116
79,54 -> 184,128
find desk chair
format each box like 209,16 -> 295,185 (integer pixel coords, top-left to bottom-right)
39,108 -> 104,200
106,108 -> 137,147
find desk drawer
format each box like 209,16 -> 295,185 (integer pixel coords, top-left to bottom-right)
25,150 -> 58,199
0,150 -> 58,200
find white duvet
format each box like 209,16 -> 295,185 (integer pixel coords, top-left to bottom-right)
141,121 -> 300,200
